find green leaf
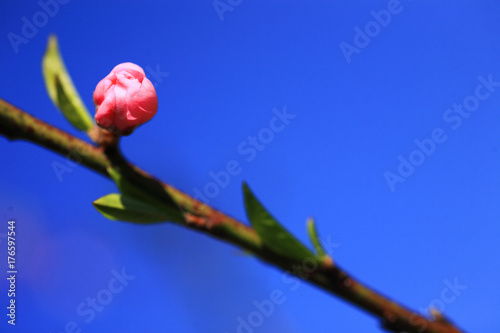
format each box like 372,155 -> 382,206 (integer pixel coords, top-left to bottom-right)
307,217 -> 327,258
106,166 -> 184,223
93,193 -> 176,223
243,183 -> 315,262
42,35 -> 93,131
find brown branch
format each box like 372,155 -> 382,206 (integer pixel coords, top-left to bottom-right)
0,97 -> 464,333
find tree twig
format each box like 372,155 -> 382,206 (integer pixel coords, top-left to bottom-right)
0,98 -> 464,333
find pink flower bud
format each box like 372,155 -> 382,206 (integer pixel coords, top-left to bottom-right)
93,62 -> 158,135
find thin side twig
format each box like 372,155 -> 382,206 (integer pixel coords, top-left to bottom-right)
0,98 -> 464,333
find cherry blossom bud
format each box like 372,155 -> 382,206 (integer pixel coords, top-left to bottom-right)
93,62 -> 158,135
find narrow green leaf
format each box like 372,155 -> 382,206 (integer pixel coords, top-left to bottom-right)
106,167 -> 184,223
307,217 -> 326,258
93,193 -> 175,223
243,183 -> 315,262
42,35 -> 93,131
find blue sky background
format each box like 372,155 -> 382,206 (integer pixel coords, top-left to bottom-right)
1,1 -> 499,332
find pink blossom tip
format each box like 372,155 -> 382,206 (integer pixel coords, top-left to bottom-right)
93,62 -> 158,135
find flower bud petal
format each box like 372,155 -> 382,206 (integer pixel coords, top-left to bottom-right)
93,62 -> 158,135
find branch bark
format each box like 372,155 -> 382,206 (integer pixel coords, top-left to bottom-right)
0,98 -> 464,333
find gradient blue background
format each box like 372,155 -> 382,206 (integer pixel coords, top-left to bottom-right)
1,1 -> 499,332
